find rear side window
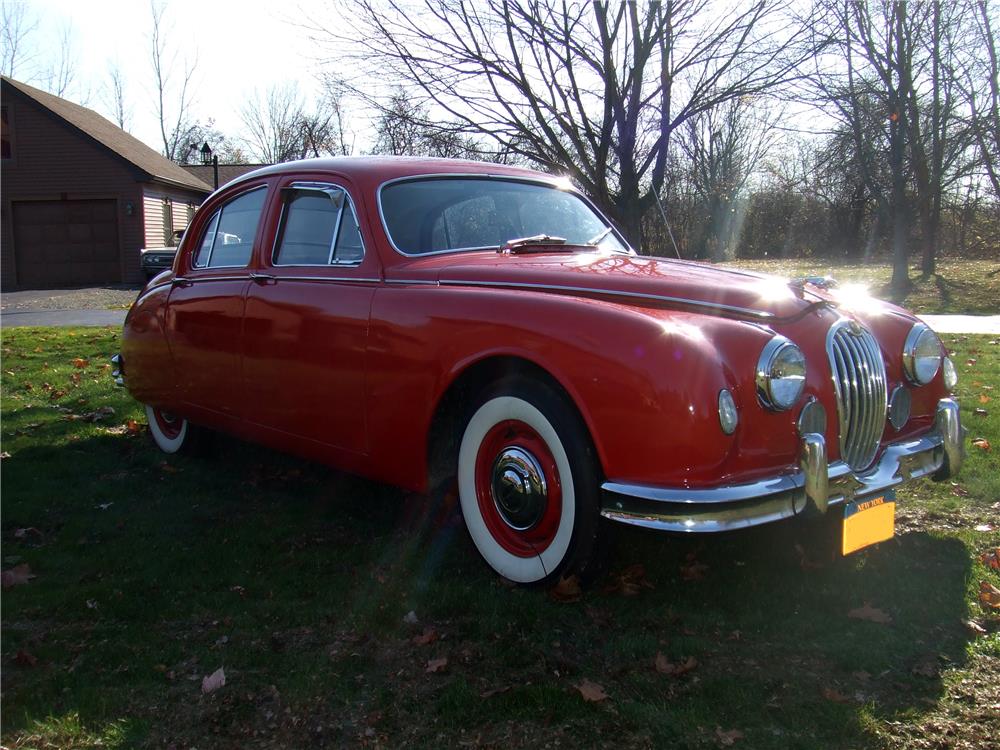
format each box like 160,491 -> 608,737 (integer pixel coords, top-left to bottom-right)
192,187 -> 267,268
273,185 -> 365,266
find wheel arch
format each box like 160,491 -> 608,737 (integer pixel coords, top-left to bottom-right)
426,353 -> 604,492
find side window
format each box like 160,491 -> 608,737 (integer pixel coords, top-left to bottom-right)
192,187 -> 267,268
273,185 -> 365,266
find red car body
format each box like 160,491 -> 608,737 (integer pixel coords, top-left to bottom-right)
118,157 -> 965,584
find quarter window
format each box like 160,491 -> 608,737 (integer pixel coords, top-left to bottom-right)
192,187 -> 266,268
273,186 -> 364,266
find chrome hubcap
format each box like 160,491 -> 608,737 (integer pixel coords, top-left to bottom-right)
490,447 -> 547,531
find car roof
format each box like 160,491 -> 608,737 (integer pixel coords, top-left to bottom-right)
224,156 -> 561,192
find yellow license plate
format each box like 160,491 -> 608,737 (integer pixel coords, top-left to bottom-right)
842,492 -> 895,555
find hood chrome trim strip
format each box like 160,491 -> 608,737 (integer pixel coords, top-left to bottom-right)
436,278 -> 775,319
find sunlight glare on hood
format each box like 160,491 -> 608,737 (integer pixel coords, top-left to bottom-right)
754,277 -> 796,303
832,283 -> 885,315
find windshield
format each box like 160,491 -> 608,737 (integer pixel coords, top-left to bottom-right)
380,177 -> 629,256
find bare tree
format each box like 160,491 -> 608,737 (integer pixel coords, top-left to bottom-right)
100,63 -> 131,131
240,83 -> 307,163
150,0 -> 198,161
315,0 -> 814,250
1,1 -> 38,79
961,1 -> 1000,198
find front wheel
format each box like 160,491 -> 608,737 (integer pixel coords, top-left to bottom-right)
144,405 -> 207,455
457,379 -> 601,585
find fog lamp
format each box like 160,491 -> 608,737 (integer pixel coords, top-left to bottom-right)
718,389 -> 738,435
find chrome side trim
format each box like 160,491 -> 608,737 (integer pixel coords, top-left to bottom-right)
376,172 -> 635,258
384,278 -> 439,286
437,278 -> 774,319
601,398 -> 961,534
174,275 -> 249,283
275,276 -> 380,284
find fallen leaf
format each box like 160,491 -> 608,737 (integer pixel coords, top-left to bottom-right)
549,574 -> 582,603
1,564 -> 35,589
71,358 -> 89,369
412,627 -> 439,646
159,461 -> 180,474
963,619 -> 988,637
0,451 -> 10,459
979,581 -> 1000,610
972,438 -> 992,452
979,548 -> 1000,570
975,524 -> 995,533
575,678 -> 608,702
680,553 -> 710,581
822,686 -> 851,703
655,653 -> 698,677
13,527 -> 41,539
847,603 -> 893,624
201,667 -> 226,693
715,728 -> 744,746
603,564 -> 655,596
125,419 -> 141,435
426,657 -> 448,674
980,394 -> 991,404
14,650 -> 38,667
975,408 -> 989,417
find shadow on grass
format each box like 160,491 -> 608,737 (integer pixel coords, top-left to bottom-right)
1,431 -> 976,749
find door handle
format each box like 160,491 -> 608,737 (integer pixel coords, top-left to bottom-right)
249,272 -> 277,284
171,276 -> 193,288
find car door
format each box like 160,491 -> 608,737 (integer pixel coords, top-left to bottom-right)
165,182 -> 270,425
240,178 -> 378,456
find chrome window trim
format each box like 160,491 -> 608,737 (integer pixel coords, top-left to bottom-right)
192,184 -> 268,270
271,181 -> 366,268
436,278 -> 774,319
375,173 -> 634,258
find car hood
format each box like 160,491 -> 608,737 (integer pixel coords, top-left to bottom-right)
388,250 -> 838,321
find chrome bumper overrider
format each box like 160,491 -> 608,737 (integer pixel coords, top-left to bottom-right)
601,398 -> 966,534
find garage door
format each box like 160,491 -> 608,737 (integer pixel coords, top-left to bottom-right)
12,199 -> 121,288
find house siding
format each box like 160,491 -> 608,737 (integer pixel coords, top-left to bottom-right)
0,86 -> 206,289
142,188 -> 200,249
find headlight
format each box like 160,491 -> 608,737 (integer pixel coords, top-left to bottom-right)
903,323 -> 941,385
756,337 -> 806,411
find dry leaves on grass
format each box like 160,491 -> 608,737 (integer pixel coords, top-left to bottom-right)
980,394 -> 991,404
575,678 -> 608,703
426,657 -> 449,674
654,652 -> 699,677
201,667 -> 226,694
603,563 -> 655,596
62,406 -> 115,423
979,548 -> 1000,570
548,574 -> 582,603
14,650 -> 38,667
71,358 -> 89,369
822,687 -> 851,703
847,603 -> 893,624
680,553 -> 709,581
979,581 -> 1000,610
715,728 -> 744,746
972,438 -> 992,452
412,627 -> 439,646
1,563 -> 36,589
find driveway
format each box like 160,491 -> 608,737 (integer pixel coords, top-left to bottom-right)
920,314 -> 1000,335
1,285 -> 138,328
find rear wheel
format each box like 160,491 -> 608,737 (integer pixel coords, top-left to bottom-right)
144,405 -> 206,455
457,379 -> 601,585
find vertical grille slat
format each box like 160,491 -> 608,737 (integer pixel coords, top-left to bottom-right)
827,321 -> 888,471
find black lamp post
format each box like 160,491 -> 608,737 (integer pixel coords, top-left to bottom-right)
199,141 -> 219,190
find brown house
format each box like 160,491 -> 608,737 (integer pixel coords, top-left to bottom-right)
1,76 -> 212,290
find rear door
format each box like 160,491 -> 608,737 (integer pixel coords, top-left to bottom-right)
164,183 -> 269,423
241,177 -> 378,455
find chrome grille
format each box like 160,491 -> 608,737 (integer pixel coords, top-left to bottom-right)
826,320 -> 888,471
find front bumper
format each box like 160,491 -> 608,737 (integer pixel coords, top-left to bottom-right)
601,398 -> 966,534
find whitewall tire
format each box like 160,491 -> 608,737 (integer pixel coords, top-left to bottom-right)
457,380 -> 600,584
145,404 -> 190,454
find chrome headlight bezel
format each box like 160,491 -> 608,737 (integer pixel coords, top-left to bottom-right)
902,323 -> 942,385
756,336 -> 807,411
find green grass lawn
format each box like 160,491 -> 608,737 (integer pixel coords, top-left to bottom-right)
719,257 -> 1000,316
1,327 -> 998,749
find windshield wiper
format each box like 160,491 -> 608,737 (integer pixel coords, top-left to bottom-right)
586,226 -> 614,245
501,234 -> 569,254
